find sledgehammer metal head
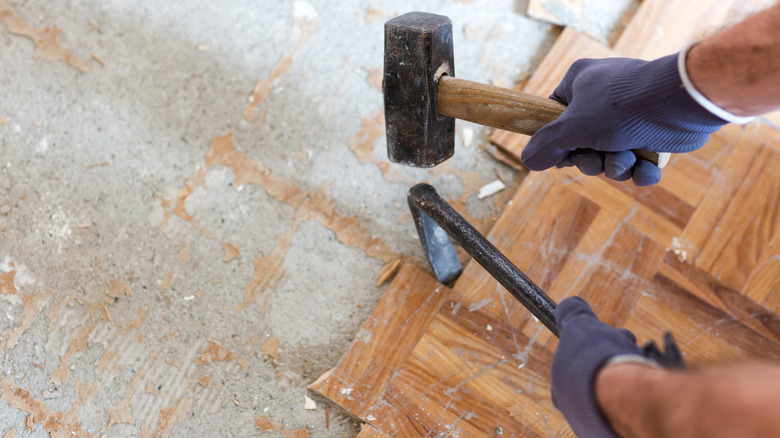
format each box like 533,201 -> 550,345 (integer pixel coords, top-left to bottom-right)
384,12 -> 454,168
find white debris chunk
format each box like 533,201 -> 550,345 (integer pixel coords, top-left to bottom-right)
293,1 -> 319,20
477,180 -> 506,199
304,395 -> 316,410
461,127 -> 474,147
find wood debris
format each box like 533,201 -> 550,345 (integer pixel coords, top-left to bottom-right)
527,0 -> 583,27
84,161 -> 109,169
222,241 -> 240,262
376,258 -> 402,287
175,245 -> 191,264
261,337 -> 279,358
196,44 -> 209,51
76,223 -> 92,229
0,1 -> 92,72
237,358 -> 250,370
87,18 -> 99,29
484,143 -> 523,170
89,51 -> 105,65
0,117 -> 6,126
194,341 -> 235,365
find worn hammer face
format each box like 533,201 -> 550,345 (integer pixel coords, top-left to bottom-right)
384,12 -> 455,168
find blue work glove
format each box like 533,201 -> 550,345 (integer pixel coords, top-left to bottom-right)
522,54 -> 729,186
551,297 -> 645,438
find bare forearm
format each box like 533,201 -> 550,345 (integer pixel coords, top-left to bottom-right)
596,362 -> 780,438
687,3 -> 780,116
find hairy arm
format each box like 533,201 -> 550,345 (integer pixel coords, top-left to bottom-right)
596,361 -> 780,438
687,3 -> 780,116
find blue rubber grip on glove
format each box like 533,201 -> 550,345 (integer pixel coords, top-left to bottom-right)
523,54 -> 728,186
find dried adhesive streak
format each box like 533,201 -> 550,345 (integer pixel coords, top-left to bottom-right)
244,57 -> 293,123
1,379 -> 96,437
3,293 -> 50,350
170,131 -> 398,311
106,370 -> 146,427
0,1 -> 91,72
155,398 -> 192,438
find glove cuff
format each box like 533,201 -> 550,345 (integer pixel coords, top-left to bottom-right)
678,43 -> 754,124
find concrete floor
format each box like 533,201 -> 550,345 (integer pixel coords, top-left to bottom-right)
0,1 -> 633,436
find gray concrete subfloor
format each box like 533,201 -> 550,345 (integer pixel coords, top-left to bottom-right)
0,1 -> 632,436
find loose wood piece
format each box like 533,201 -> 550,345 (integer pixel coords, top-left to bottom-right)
527,0 -> 583,27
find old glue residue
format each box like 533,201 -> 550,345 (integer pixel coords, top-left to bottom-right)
0,1 -> 91,72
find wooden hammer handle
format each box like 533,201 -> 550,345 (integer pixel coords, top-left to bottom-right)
437,76 -> 669,168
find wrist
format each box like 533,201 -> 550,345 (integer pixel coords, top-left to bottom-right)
681,44 -> 754,122
596,362 -> 677,438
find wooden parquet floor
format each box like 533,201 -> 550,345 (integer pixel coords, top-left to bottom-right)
311,1 -> 780,436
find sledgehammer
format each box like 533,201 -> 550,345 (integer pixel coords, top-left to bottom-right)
383,11 -> 669,168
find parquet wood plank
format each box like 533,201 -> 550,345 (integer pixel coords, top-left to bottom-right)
309,264 -> 450,418
694,146 -> 778,282
356,424 -> 391,438
677,127 -> 762,262
712,153 -> 780,291
657,254 -> 780,346
552,166 -> 683,247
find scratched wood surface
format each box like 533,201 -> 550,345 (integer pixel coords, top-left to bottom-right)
312,0 -> 780,436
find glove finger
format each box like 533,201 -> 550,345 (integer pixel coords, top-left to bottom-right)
522,119 -> 577,171
549,58 -> 593,104
555,154 -> 574,168
570,149 -> 604,176
555,296 -> 597,329
619,328 -> 638,344
632,159 -> 662,186
604,151 -> 636,181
